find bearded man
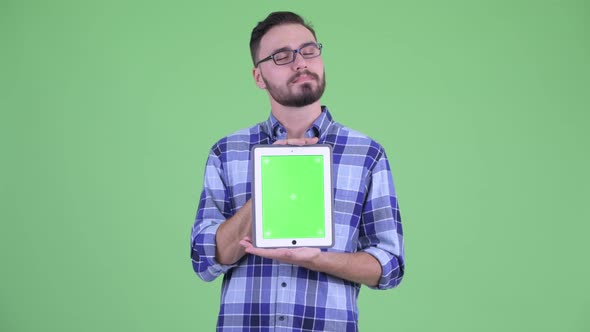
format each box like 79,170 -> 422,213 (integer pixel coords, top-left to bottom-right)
190,11 -> 405,332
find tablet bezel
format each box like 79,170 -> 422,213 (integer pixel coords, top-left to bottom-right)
251,144 -> 334,248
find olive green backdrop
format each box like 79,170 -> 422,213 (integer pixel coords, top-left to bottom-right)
1,0 -> 588,331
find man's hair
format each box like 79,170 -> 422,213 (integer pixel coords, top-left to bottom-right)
250,11 -> 317,66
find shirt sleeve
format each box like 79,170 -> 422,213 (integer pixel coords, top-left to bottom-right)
358,149 -> 405,290
190,149 -> 237,281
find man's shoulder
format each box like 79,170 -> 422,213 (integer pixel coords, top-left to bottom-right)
327,121 -> 385,151
209,122 -> 267,156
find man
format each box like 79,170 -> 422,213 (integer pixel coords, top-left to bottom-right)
191,11 -> 405,331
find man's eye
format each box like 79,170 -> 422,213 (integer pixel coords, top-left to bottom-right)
274,52 -> 290,61
301,47 -> 318,56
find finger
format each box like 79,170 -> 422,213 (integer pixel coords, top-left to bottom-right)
274,137 -> 319,146
245,247 -> 283,260
243,245 -> 266,256
293,137 -> 318,145
239,238 -> 253,249
304,137 -> 319,145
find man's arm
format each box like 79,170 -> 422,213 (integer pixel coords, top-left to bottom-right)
191,147 -> 244,281
314,251 -> 382,287
239,143 -> 404,288
215,200 -> 252,265
239,240 -> 382,287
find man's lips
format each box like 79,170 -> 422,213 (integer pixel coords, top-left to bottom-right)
290,73 -> 317,84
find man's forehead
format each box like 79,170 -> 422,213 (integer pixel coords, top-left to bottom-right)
259,24 -> 316,52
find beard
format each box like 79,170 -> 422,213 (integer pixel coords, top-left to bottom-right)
262,70 -> 326,107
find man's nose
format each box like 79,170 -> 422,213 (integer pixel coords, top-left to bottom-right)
292,51 -> 308,71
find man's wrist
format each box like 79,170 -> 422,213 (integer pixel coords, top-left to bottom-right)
307,251 -> 331,272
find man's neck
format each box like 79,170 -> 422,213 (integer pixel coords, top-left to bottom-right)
270,100 -> 322,139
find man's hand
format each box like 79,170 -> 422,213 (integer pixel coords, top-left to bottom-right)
239,235 -> 382,287
239,237 -> 321,269
214,137 -> 318,265
274,137 -> 319,145
242,137 -> 320,265
235,134 -> 382,287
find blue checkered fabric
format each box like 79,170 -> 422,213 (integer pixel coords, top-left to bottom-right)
191,107 -> 405,331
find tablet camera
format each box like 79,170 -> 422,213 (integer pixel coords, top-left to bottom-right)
292,240 -> 297,245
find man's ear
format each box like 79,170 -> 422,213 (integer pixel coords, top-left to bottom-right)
252,67 -> 267,89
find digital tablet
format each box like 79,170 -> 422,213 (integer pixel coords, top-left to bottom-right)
251,144 -> 334,248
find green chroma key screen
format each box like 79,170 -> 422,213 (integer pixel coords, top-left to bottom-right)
260,154 -> 326,239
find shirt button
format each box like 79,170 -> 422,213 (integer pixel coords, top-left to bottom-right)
281,282 -> 287,287
278,316 -> 285,321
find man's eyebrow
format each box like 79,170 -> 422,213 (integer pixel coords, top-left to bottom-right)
270,41 -> 316,54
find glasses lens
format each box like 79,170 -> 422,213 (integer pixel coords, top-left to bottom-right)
300,44 -> 321,58
273,51 -> 293,65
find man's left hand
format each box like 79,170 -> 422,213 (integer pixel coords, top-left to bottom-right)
239,237 -> 321,269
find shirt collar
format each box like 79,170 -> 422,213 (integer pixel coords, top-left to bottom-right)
263,106 -> 334,142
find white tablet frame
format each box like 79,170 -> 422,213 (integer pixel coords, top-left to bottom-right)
251,144 -> 334,248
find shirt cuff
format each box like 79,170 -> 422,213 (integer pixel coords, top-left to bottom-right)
362,246 -> 403,290
191,222 -> 237,281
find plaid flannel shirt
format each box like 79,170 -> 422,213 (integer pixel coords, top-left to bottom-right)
191,107 -> 405,331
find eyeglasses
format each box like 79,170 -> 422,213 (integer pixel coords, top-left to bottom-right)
255,42 -> 323,67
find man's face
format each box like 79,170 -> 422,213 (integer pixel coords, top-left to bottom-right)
254,24 -> 325,107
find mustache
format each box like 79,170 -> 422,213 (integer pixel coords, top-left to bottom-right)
290,70 -> 320,83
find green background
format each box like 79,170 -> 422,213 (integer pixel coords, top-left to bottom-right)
1,0 -> 588,331
261,155 -> 325,239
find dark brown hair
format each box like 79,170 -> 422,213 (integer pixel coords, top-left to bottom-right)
249,11 -> 317,66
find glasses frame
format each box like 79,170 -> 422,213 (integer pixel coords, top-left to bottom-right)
255,42 -> 323,67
